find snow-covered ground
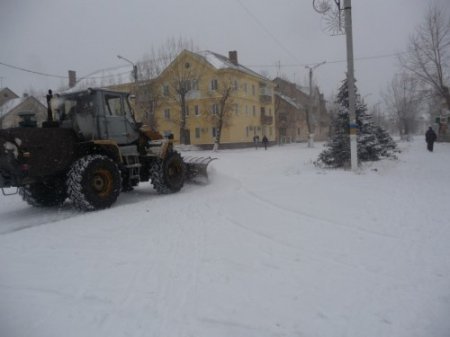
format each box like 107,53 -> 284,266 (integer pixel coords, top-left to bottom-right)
1,139 -> 449,337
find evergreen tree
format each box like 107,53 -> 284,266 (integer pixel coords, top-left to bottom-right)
375,125 -> 399,157
316,79 -> 397,168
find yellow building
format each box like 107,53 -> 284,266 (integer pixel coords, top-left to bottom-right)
152,49 -> 275,149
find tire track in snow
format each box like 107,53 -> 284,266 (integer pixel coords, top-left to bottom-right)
240,185 -> 399,240
212,202 -> 403,281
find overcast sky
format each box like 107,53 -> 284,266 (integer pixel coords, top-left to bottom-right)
1,0 -> 449,106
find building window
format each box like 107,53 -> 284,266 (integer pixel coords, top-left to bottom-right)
234,104 -> 239,115
252,105 -> 256,116
195,127 -> 201,138
162,84 -> 170,96
194,105 -> 200,116
181,80 -> 191,92
192,79 -> 199,91
211,79 -> 218,91
185,105 -> 189,117
243,83 -> 248,94
233,80 -> 239,91
252,84 -> 256,96
164,108 -> 170,120
212,127 -> 218,137
212,103 -> 219,115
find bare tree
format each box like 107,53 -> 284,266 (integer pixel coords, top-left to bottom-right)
135,37 -> 202,143
162,54 -> 207,145
208,77 -> 235,151
383,73 -> 423,140
137,37 -> 198,81
400,3 -> 450,109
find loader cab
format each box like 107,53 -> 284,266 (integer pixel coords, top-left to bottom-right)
56,88 -> 139,144
99,90 -> 139,144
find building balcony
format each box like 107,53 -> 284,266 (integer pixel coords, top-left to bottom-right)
261,115 -> 273,125
259,87 -> 273,104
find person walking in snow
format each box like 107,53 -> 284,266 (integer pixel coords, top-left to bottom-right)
262,135 -> 268,150
425,126 -> 437,152
253,135 -> 259,149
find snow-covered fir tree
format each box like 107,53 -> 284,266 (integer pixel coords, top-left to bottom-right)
316,79 -> 398,168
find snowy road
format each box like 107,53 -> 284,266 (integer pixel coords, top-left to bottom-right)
1,139 -> 450,337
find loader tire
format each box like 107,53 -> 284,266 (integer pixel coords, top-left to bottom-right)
67,155 -> 121,211
19,178 -> 67,207
150,151 -> 186,194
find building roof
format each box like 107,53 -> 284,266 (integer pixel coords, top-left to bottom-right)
196,50 -> 270,82
0,97 -> 27,118
0,96 -> 46,120
275,92 -> 304,110
62,65 -> 135,94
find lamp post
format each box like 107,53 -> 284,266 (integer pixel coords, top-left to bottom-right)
313,0 -> 358,171
117,54 -> 138,83
305,61 -> 326,148
343,0 -> 358,171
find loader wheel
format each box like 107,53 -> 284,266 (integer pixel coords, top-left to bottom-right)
150,151 -> 186,194
67,155 -> 121,211
19,178 -> 67,207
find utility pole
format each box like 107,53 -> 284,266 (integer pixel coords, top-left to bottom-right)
313,0 -> 358,170
344,0 -> 358,170
117,55 -> 138,83
305,61 -> 326,148
117,54 -> 139,121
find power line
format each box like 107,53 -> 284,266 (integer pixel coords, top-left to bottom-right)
0,61 -> 131,81
0,61 -> 68,79
1,51 -> 404,84
248,52 -> 404,68
234,0 -> 301,64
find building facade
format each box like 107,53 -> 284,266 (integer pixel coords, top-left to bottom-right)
274,78 -> 329,143
0,89 -> 47,129
149,50 -> 275,148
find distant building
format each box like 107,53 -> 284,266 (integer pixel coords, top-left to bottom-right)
273,77 -> 330,143
0,88 -> 47,129
0,87 -> 19,107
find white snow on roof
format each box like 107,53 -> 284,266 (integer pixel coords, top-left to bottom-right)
63,66 -> 134,93
275,92 -> 304,110
0,97 -> 26,118
196,50 -> 270,82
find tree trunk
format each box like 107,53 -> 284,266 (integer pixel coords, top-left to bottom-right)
443,86 -> 450,111
179,95 -> 187,145
305,108 -> 314,147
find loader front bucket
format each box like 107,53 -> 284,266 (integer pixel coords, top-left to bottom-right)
183,156 -> 217,183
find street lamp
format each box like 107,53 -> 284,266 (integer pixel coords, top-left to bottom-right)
305,61 -> 326,148
117,54 -> 138,83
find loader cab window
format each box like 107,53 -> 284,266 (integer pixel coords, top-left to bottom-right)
123,97 -> 133,117
104,94 -> 123,116
56,94 -> 95,121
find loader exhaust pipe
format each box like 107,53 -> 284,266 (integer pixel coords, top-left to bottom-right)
46,89 -> 53,122
43,89 -> 59,128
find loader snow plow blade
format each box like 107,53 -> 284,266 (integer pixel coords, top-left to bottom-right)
183,156 -> 217,183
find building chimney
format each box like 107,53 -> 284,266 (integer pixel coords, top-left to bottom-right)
68,70 -> 76,88
229,51 -> 238,65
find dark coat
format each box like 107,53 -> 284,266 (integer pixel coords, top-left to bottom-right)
426,128 -> 437,143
